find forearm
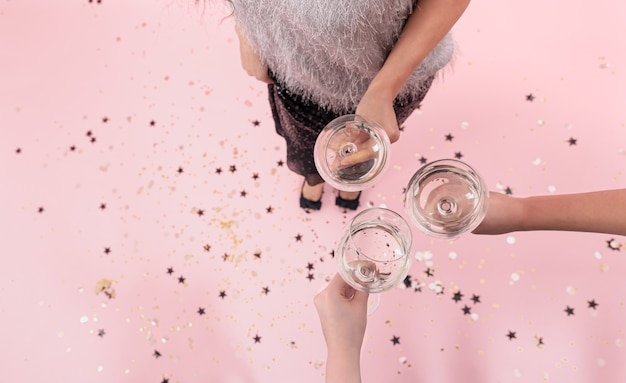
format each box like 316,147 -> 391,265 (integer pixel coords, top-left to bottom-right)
325,348 -> 362,383
367,0 -> 471,101
519,190 -> 626,236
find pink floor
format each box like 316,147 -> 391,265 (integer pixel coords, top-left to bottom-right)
2,1 -> 625,382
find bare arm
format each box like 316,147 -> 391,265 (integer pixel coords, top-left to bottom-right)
356,0 -> 471,142
473,189 -> 626,236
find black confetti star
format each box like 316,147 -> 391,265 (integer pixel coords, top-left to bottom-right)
306,273 -> 315,281
15,147 -> 22,154
197,307 -> 206,315
252,172 -> 259,180
425,268 -> 434,277
454,151 -> 463,159
70,145 -> 76,151
90,136 -> 97,143
197,209 -> 205,217
178,276 -> 186,284
445,133 -> 454,142
306,262 -> 314,271
506,331 -> 516,340
149,120 -> 156,126
37,206 -> 44,213
564,306 -> 575,316
252,119 -> 260,127
587,300 -> 599,310
295,233 -> 303,242
240,190 -> 248,197
99,203 -> 106,210
391,335 -> 400,345
218,290 -> 226,299
203,244 -> 211,252
104,247 -> 111,254
504,187 -> 513,195
452,291 -> 463,302
403,275 -> 413,288
98,329 -> 106,337
177,167 -> 184,174
266,206 -> 274,213
277,159 -> 284,167
222,253 -> 230,261
567,137 -> 578,146
418,156 -> 427,164
471,294 -> 481,304
229,165 -> 237,173
166,267 -> 174,275
607,238 -> 622,251
462,305 -> 471,315
86,130 -> 93,137
253,251 -> 262,259
253,334 -> 262,343
215,167 -> 223,175
262,286 -> 270,295
102,116 -> 109,123
526,94 -> 535,102
153,350 -> 162,358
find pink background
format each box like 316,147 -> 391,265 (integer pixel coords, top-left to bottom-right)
1,1 -> 625,382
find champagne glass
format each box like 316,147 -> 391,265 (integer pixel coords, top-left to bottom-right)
335,208 -> 413,313
314,114 -> 390,191
404,159 -> 488,239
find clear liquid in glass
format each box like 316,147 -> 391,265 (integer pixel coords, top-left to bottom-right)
337,220 -> 411,293
405,160 -> 488,239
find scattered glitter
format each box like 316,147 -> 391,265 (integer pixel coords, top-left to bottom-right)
594,251 -> 603,260
448,251 -> 457,260
461,121 -> 470,130
537,120 -> 545,126
511,273 -> 520,282
79,315 -> 89,324
506,236 -> 516,245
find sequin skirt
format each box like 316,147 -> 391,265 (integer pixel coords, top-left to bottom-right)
267,76 -> 435,186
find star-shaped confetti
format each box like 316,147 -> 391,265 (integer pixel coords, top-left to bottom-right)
253,334 -> 262,343
166,267 -> 174,275
99,203 -> 106,210
240,190 -> 248,197
607,238 -> 622,251
471,294 -> 481,304
526,94 -> 535,102
203,244 -> 211,252
215,167 -> 223,175
37,207 -> 44,213
15,147 -> 22,154
277,160 -> 284,167
177,167 -> 184,174
425,268 -> 434,277
295,234 -> 303,242
98,329 -> 106,337
452,291 -> 463,302
229,165 -> 237,173
462,305 -> 471,315
391,335 -> 400,345
418,156 -> 427,164
306,273 -> 315,281
153,350 -> 162,358
253,251 -> 262,259
454,152 -> 463,159
197,209 -> 205,217
262,287 -> 270,295
506,331 -> 516,340
252,119 -> 261,127
104,247 -> 111,254
197,307 -> 206,315
252,172 -> 259,180
219,290 -> 226,299
587,300 -> 599,309
445,133 -> 454,141
178,276 -> 186,284
567,137 -> 578,146
306,262 -> 314,271
564,306 -> 575,316
266,206 -> 274,214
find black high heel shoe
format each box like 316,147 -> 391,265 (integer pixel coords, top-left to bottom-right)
300,181 -> 322,210
335,191 -> 361,211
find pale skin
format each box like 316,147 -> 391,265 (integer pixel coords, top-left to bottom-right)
314,274 -> 368,383
473,189 -> 626,236
234,0 -> 472,203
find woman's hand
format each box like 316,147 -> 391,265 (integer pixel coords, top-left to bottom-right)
314,274 -> 368,353
355,89 -> 400,143
234,25 -> 272,84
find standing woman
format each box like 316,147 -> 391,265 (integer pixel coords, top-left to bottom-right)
230,0 -> 471,210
